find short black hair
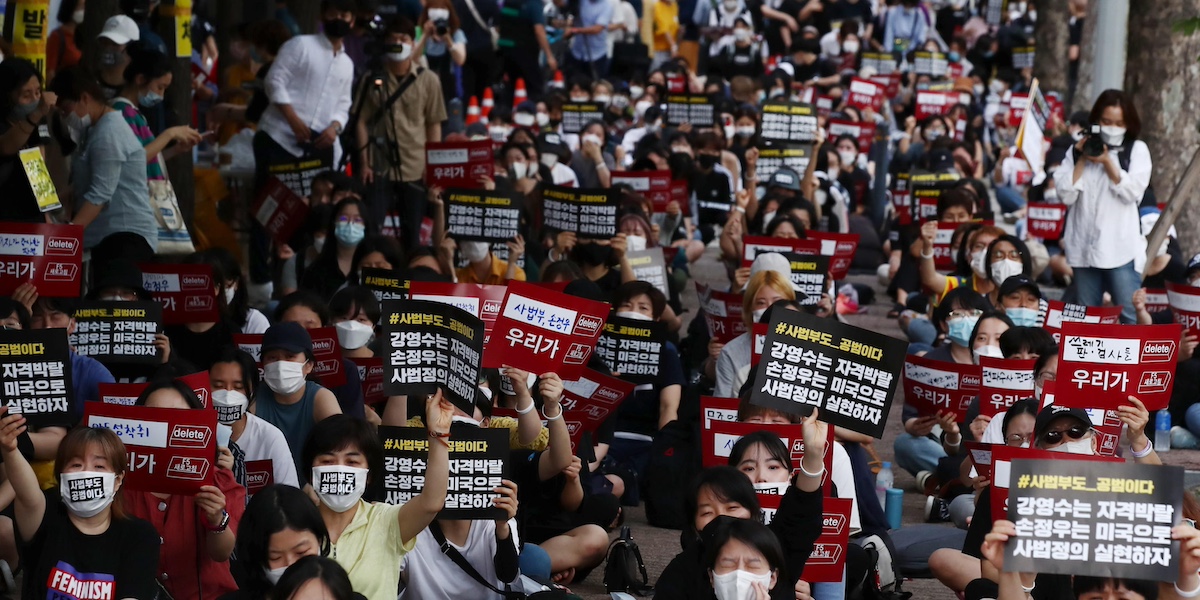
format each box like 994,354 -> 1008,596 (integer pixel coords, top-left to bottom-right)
1072,576 -> 1158,600
0,298 -> 31,330
999,327 -> 1056,359
211,347 -> 260,398
0,58 -> 42,116
685,466 -> 761,535
612,281 -> 667,320
136,379 -> 204,410
967,313 -> 1014,348
931,286 -> 993,331
984,235 -> 1032,285
351,235 -> 403,277
122,42 -> 173,85
764,213 -> 808,237
541,260 -> 584,283
729,430 -> 793,471
272,556 -> 356,600
233,485 -> 331,595
384,15 -> 416,38
56,0 -> 80,24
1001,398 -> 1039,438
329,286 -> 381,325
701,517 -> 787,576
275,290 -> 331,326
49,66 -> 105,104
1033,346 -> 1060,378
320,0 -> 358,14
937,188 -> 976,219
301,415 -> 384,483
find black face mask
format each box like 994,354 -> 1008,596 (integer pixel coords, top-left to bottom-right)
324,18 -> 352,39
572,242 -> 613,266
697,153 -> 719,170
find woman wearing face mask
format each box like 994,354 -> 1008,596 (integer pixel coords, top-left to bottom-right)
224,484 -> 329,599
981,235 -> 1032,306
47,0 -> 87,80
705,519 -> 785,600
0,58 -> 59,222
710,16 -> 763,80
300,197 -> 374,300
966,312 -> 1012,364
570,120 -> 615,188
415,0 -> 467,105
1053,89 -> 1152,324
203,246 -> 272,335
211,347 -> 300,495
252,322 -> 344,474
128,380 -> 246,600
918,223 -> 1005,306
897,115 -> 949,166
834,134 -> 871,211
328,287 -> 379,359
3,423 -> 161,599
712,264 -> 798,397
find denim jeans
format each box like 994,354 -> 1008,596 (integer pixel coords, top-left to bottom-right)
905,317 -> 938,346
1071,261 -> 1141,323
893,433 -> 945,475
519,544 -> 552,579
995,186 -> 1026,213
811,571 -> 847,600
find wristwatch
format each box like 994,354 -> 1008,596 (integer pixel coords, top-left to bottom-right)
206,509 -> 230,533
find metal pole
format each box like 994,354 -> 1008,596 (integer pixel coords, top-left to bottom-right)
1090,0 -> 1129,97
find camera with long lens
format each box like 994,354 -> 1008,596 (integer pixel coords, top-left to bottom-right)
1082,124 -> 1107,157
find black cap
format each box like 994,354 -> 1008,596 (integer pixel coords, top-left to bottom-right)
928,148 -> 956,172
538,132 -> 567,156
767,168 -> 802,191
261,322 -> 313,356
790,37 -> 821,56
998,275 -> 1041,299
90,259 -> 152,301
1034,404 -> 1091,442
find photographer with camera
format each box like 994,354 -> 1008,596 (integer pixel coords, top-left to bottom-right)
415,0 -> 467,105
1052,89 -> 1152,324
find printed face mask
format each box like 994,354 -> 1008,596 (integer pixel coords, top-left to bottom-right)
263,360 -> 307,395
311,465 -> 368,512
386,43 -> 413,62
211,389 -> 249,424
59,471 -> 117,518
946,316 -> 979,347
711,569 -> 773,600
753,482 -> 789,495
335,320 -> 374,350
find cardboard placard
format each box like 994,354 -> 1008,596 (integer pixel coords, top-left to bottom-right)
989,445 -> 1119,523
754,144 -> 813,189
140,263 -> 218,326
481,282 -> 610,380
1043,300 -> 1123,343
664,94 -> 716,127
806,231 -> 860,281
380,300 -> 485,416
782,253 -> 829,306
244,459 -> 274,495
1166,282 -> 1200,332
350,357 -> 386,406
360,268 -> 410,303
902,354 -> 982,417
444,188 -> 523,242
929,221 -> 962,271
700,395 -> 740,428
978,357 -> 1037,417
71,301 -> 162,364
84,402 -> 217,495
99,382 -> 146,406
1055,323 -> 1181,411
701,420 -> 835,493
252,177 -> 310,245
426,140 -> 495,189
749,310 -> 905,438
826,120 -> 876,155
697,283 -> 747,345
1003,460 -> 1182,581
913,51 -> 949,78
963,441 -> 993,479
802,498 -> 854,583
741,236 -> 823,269
560,369 -> 634,418
846,78 -> 884,112
1026,202 -> 1066,240
759,101 -> 819,145
0,328 -> 72,427
596,316 -> 668,385
909,172 -> 961,224
625,248 -> 669,298
0,222 -> 83,297
18,147 -> 61,212
409,282 -> 506,349
379,426 -> 508,519
542,185 -> 619,240
560,103 -> 606,134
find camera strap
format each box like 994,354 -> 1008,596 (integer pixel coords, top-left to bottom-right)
379,67 -> 424,114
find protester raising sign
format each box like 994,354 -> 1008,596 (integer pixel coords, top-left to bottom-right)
700,395 -> 740,428
410,282 -> 506,347
595,315 -> 667,384
902,354 -> 981,417
909,172 -> 961,223
759,101 -> 819,145
379,426 -> 508,520
140,263 -> 219,325
846,78 -> 884,112
0,328 -> 73,428
1003,459 -> 1183,581
914,91 -> 960,120
425,139 -> 494,189
1026,203 -> 1066,241
781,253 -> 828,306
741,236 -> 822,268
444,188 -> 523,242
560,102 -> 606,134
755,144 -> 813,185
561,369 -> 634,420
253,178 -> 310,245
481,282 -> 610,379
626,248 -> 669,297
750,310 -> 905,438
802,498 -> 854,583
913,51 -> 949,77
85,402 -> 217,495
989,445 -> 1120,522
806,231 -> 860,281
698,283 -> 747,345
542,185 -> 619,239
0,222 -> 83,298
700,420 -> 835,493
72,301 -> 163,364
1055,323 -> 1181,411
380,299 -> 485,416
1166,281 -> 1200,331
360,268 -> 410,303
978,357 -> 1037,417
826,120 -> 876,154
1043,300 -> 1123,343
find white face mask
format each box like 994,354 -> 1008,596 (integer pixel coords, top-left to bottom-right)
826,167 -> 839,180
973,345 -> 1004,361
429,8 -> 451,20
630,86 -> 645,98
724,124 -> 735,140
712,569 -> 773,600
593,94 -> 612,104
513,112 -> 535,127
734,28 -> 752,42
536,112 -> 550,126
510,161 -> 529,179
990,258 -> 1024,284
761,210 -> 777,225
212,389 -> 249,424
59,471 -> 117,518
73,9 -> 86,23
224,285 -> 237,305
842,40 -> 860,54
570,94 -> 591,102
264,565 -> 288,585
970,250 -> 987,277
460,240 -> 492,263
616,310 -> 653,321
489,125 -> 511,141
312,236 -> 326,254
98,295 -> 128,302
626,234 -> 647,252
838,150 -> 857,168
541,153 -> 559,168
263,360 -> 307,395
735,125 -> 756,137
335,320 -> 374,350
1100,125 -> 1126,147
1042,187 -> 1058,202
1053,437 -> 1095,456
752,308 -> 767,323
973,83 -> 985,96
635,100 -> 654,120
387,43 -> 413,63
311,465 -> 368,513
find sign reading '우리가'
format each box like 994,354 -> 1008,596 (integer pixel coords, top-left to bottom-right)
750,310 -> 906,438
380,299 -> 485,417
1055,322 -> 1181,411
85,402 -> 217,495
0,222 -> 83,298
482,282 -> 610,380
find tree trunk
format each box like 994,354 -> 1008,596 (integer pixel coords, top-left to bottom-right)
1032,0 -> 1070,98
155,0 -> 197,233
1070,1 -> 1099,113
1125,0 -> 1200,257
80,0 -> 121,62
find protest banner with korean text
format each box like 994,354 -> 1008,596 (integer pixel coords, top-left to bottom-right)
909,172 -> 961,224
252,178 -> 310,245
700,396 -> 740,429
379,426 -> 508,520
782,253 -> 828,306
425,140 -> 494,189
350,357 -> 386,407
964,441 -> 993,479
1144,289 -> 1170,314
664,95 -> 716,127
806,231 -> 860,281
84,402 -> 217,495
914,91 -> 960,120
754,144 -> 813,185
913,51 -> 949,77
802,498 -> 854,583
140,263 -> 219,325
380,300 -> 485,416
305,327 -> 347,389
902,354 -> 981,417
245,459 -> 274,496
1167,282 -> 1200,332
846,78 -> 884,112
741,236 -> 823,269
978,357 -> 1037,417
0,328 -> 72,428
626,248 -> 669,298
72,301 -> 162,364
99,383 -> 145,406
698,283 -> 747,345
561,370 -> 633,426
1043,300 -> 1122,343
826,120 -> 876,155
481,282 -> 610,378
560,103 -> 606,134
990,446 -> 1119,523
360,268 -> 410,303
759,101 -> 818,145
1055,323 -> 1181,411
0,222 -> 83,297
542,185 -> 619,240
701,420 -> 835,493
444,188 -> 523,242
410,282 -> 506,347
1026,203 -> 1066,241
263,149 -> 333,198
610,170 -> 683,215
596,315 -> 667,385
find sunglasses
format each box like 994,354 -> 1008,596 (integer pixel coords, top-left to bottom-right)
1041,424 -> 1090,446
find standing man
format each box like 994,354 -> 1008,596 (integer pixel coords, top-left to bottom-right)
498,0 -> 557,99
354,18 -> 446,251
566,0 -> 615,79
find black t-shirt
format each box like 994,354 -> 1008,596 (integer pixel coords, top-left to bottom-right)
790,57 -> 838,85
0,119 -> 52,222
22,489 -> 161,600
826,0 -> 874,26
164,319 -> 237,372
614,341 -> 687,436
300,253 -> 350,301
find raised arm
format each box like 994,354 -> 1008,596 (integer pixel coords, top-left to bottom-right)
0,410 -> 43,542
398,390 -> 453,543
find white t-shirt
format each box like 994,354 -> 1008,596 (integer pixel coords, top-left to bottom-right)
830,442 -> 862,533
234,412 -> 300,488
400,519 -> 521,600
242,308 -> 271,335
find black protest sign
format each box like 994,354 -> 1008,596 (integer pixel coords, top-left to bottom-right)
1013,47 -> 1035,69
626,248 -> 669,297
264,148 -> 334,198
913,51 -> 949,78
71,301 -> 162,365
750,309 -> 905,438
760,101 -> 819,145
0,328 -> 73,428
782,253 -> 829,306
595,315 -> 668,385
909,171 -> 961,223
360,268 -> 410,303
380,426 -> 508,520
665,95 -> 716,127
445,188 -> 523,242
755,143 -> 812,185
1004,459 -> 1183,581
380,300 -> 485,416
561,103 -> 606,134
542,185 -> 619,239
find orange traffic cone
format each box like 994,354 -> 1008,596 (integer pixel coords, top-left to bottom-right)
466,96 -> 481,125
513,78 -> 527,104
481,87 -> 495,117
549,70 -> 565,90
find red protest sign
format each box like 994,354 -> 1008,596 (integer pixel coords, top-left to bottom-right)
1026,203 -> 1066,240
482,281 -> 610,379
140,263 -> 219,325
350,357 -> 386,406
930,221 -> 961,271
252,177 -> 310,245
611,170 -> 683,215
425,139 -> 494,188
99,383 -> 145,405
409,282 -> 507,348
869,74 -> 901,99
847,78 -> 884,111
0,222 -> 83,297
245,459 -> 275,495
1007,93 -> 1030,128
176,371 -> 212,409
700,420 -> 835,493
978,357 -> 1037,417
307,327 -> 348,388
84,402 -> 217,495
741,236 -> 822,268
1083,407 -> 1125,457
915,197 -> 939,224
989,446 -> 1118,522
814,95 -> 834,118
1055,323 -> 1181,411
1167,282 -> 1200,332
902,354 -> 981,417
915,91 -> 959,120
801,498 -> 854,583
826,120 -> 876,154
697,283 -> 746,345
1144,289 -> 1170,314
561,369 -> 633,422
700,396 -> 741,429
1043,300 -> 1122,343
963,441 -> 993,479
807,231 -> 859,281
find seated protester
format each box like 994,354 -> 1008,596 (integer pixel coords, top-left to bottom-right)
537,130 -> 580,188
995,274 -> 1045,328
456,235 -> 527,284
917,286 -> 993,363
607,282 -> 685,479
30,297 -> 116,422
568,121 -> 615,189
0,58 -> 58,223
329,286 -> 380,360
252,321 -> 343,474
224,484 -> 329,599
300,197 -> 374,301
488,367 -> 551,450
978,346 -> 1059,446
704,518 -> 789,600
689,131 -> 737,245
201,247 -> 271,335
280,203 -> 335,298
909,194 -> 987,304
210,347 -> 300,494
398,480 -> 520,599
87,259 -> 188,382
834,134 -> 872,211
569,234 -> 637,296
128,379 -> 245,600
711,256 -> 800,397
4,425 -> 160,599
276,291 -> 365,420
273,556 -> 364,600
349,235 -> 404,283
164,250 -> 240,371
302,395 -> 453,598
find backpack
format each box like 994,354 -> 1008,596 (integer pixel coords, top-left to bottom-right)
849,533 -> 911,600
642,420 -> 702,530
603,526 -> 653,596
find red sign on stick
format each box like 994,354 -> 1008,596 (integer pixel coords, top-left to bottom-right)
806,231 -> 859,281
698,283 -> 746,344
252,178 -> 310,245
1026,203 -> 1066,240
0,222 -> 83,298
978,357 -> 1037,417
700,420 -> 835,493
1167,282 -> 1200,332
902,355 -> 981,417
425,140 -> 494,189
1144,289 -> 1170,314
561,369 -> 634,417
826,120 -> 876,154
409,282 -> 507,347
1043,300 -> 1123,343
481,281 -> 611,379
84,403 -> 217,495
140,263 -> 219,325
801,498 -> 854,583
1055,322 -> 1181,411
100,372 -> 213,408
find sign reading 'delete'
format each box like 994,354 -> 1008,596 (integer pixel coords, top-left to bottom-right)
85,402 -> 217,495
482,281 -> 610,380
1055,323 -> 1181,411
0,222 -> 83,298
140,263 -> 219,325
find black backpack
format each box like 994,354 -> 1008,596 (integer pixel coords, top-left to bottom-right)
642,420 -> 702,530
604,526 -> 653,596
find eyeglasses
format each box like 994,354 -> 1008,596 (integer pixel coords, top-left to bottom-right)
1006,433 -> 1031,446
992,249 -> 1024,261
1185,518 -> 1197,529
1041,425 -> 1091,446
948,309 -> 983,320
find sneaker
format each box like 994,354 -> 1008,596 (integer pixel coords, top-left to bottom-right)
924,495 -> 950,522
1172,426 -> 1200,450
915,470 -> 932,492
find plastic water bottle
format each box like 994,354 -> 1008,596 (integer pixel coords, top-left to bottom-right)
875,461 -> 894,509
1155,410 -> 1172,452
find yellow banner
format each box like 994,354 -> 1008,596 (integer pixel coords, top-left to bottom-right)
12,0 -> 49,79
19,148 -> 61,213
175,0 -> 193,58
